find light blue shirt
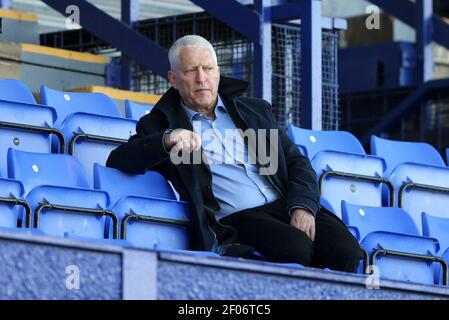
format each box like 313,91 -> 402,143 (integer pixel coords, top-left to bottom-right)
181,95 -> 280,220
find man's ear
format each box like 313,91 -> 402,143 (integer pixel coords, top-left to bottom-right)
168,70 -> 177,89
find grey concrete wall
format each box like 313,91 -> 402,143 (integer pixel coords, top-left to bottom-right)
1,230 -> 449,300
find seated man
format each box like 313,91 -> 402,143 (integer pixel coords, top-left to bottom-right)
107,35 -> 362,272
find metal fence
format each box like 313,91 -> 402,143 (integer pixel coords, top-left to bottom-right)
41,11 -> 341,130
131,12 -> 254,96
341,88 -> 449,153
271,24 -> 340,129
131,13 -> 340,129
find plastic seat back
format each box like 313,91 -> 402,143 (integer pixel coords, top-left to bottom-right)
60,113 -> 136,181
287,125 -> 366,159
40,86 -> 121,127
93,164 -> 176,206
0,80 -> 57,177
422,213 -> 449,255
125,100 -> 153,120
0,79 -> 36,104
389,163 -> 449,234
313,151 -> 386,219
7,149 -> 91,193
371,135 -> 445,176
341,201 -> 420,240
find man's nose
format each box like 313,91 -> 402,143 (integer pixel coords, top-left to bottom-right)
196,67 -> 206,83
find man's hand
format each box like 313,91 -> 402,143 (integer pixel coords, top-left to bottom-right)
164,129 -> 202,153
290,208 -> 315,241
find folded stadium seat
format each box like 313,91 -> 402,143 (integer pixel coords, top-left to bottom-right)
371,135 -> 449,234
287,125 -> 393,219
0,79 -> 65,178
125,100 -> 154,120
422,213 -> 449,284
40,86 -> 137,182
7,149 -> 120,241
342,201 -> 447,285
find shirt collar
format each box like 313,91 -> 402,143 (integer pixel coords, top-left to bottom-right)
181,94 -> 227,123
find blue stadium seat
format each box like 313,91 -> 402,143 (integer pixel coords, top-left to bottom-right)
0,178 -> 31,229
93,164 -> 192,250
371,136 -> 449,235
40,86 -> 137,181
125,100 -> 154,120
0,79 -> 64,177
287,125 -> 392,219
371,135 -> 445,176
93,163 -> 176,204
423,213 -> 449,255
422,213 -> 449,284
342,201 -> 446,285
40,86 -> 122,127
388,163 -> 449,235
60,113 -> 136,181
7,149 -> 118,240
0,79 -> 36,104
287,124 -> 366,159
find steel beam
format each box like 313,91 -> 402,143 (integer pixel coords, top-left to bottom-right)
300,0 -> 322,130
416,0 -> 433,84
360,78 -> 449,144
189,0 -> 261,44
253,0 -> 272,102
121,0 -> 139,24
271,3 -> 302,21
120,0 -> 140,89
369,0 -> 449,50
41,0 -> 169,78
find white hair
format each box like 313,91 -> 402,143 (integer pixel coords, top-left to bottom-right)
168,35 -> 218,70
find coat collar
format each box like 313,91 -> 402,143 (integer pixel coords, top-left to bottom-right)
152,76 -> 249,128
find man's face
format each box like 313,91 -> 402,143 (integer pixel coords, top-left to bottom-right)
168,47 -> 220,113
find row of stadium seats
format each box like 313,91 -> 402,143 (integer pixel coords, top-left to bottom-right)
2,148 -> 191,251
0,79 -> 153,183
1,78 -> 448,286
287,125 -> 449,286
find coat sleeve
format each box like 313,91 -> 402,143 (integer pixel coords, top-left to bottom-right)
280,127 -> 321,216
263,101 -> 321,216
106,111 -> 171,174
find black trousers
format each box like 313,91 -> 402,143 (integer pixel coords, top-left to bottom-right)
219,199 -> 363,273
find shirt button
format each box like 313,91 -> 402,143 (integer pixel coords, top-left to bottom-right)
222,139 -> 227,143
262,188 -> 266,192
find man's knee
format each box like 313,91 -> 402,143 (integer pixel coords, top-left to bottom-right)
266,238 -> 314,266
332,237 -> 363,273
